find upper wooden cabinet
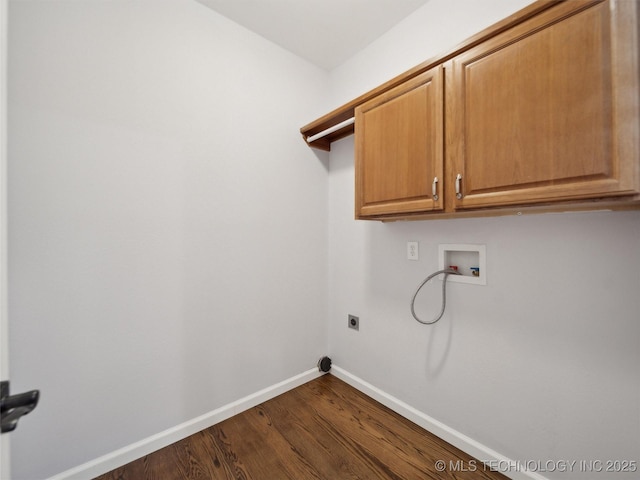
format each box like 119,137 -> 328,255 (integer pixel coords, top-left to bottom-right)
355,67 -> 443,218
446,0 -> 640,211
300,0 -> 640,220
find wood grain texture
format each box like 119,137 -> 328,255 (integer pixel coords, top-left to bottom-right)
355,67 -> 444,218
299,0 -> 565,150
301,0 -> 640,221
95,375 -> 509,480
447,0 -> 640,210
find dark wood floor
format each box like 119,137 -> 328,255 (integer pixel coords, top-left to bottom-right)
95,374 -> 508,480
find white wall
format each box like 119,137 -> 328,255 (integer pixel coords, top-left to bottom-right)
328,0 -> 535,110
327,1 -> 640,479
8,0 -> 640,479
7,1 -> 329,478
1,0 -> 10,477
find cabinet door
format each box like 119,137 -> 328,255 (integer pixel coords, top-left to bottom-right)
355,66 -> 443,218
447,0 -> 639,210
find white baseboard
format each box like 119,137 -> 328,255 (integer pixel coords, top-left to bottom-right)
330,365 -> 548,480
47,368 -> 323,480
48,365 -> 547,480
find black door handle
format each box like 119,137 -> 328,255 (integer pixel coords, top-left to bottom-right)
1,381 -> 40,433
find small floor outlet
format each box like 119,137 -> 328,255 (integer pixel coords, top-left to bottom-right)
348,314 -> 359,331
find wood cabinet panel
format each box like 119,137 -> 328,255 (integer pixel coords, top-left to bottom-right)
299,1 -> 562,150
355,67 -> 443,218
447,0 -> 639,209
302,0 -> 640,220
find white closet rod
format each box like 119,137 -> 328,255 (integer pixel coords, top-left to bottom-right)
305,117 -> 355,143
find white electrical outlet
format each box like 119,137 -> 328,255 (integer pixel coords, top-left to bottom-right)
407,241 -> 419,260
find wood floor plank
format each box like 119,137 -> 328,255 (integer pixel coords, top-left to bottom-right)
95,374 -> 509,480
292,376 -> 500,480
194,428 -> 248,479
279,383 -> 412,479
213,407 -> 308,479
260,386 -> 391,479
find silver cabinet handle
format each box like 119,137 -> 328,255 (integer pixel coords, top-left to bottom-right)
432,177 -> 439,201
455,174 -> 462,199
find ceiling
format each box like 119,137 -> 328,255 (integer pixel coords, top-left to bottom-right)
194,0 -> 429,70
